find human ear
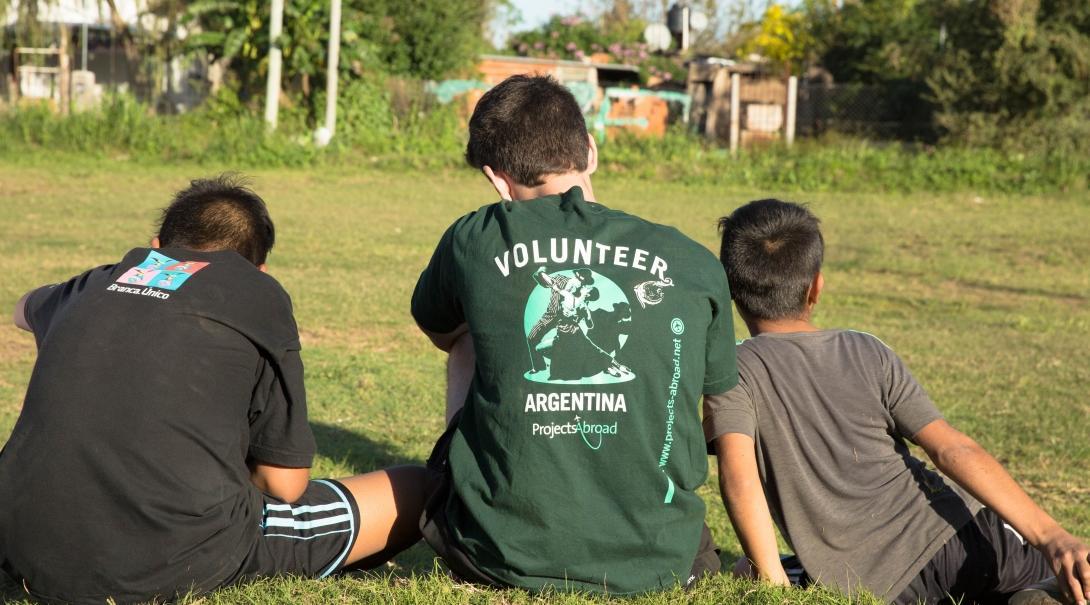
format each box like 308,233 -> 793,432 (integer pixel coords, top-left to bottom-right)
258,263 -> 268,273
808,272 -> 824,307
150,237 -> 161,248
483,166 -> 513,201
586,134 -> 599,176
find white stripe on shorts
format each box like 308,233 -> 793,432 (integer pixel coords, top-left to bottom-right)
264,501 -> 349,515
315,480 -> 356,578
263,528 -> 354,541
263,513 -> 353,530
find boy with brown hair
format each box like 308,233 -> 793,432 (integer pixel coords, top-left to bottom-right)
411,75 -> 738,594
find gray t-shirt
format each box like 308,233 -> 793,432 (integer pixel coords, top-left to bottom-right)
703,329 -> 981,600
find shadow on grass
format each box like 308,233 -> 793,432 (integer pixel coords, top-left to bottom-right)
311,422 -> 428,471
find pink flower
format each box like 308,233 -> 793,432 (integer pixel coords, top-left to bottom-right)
565,42 -> 577,51
638,50 -> 648,59
663,72 -> 672,81
550,30 -> 560,39
574,50 -> 585,59
518,43 -> 528,53
534,41 -> 544,50
591,43 -> 601,51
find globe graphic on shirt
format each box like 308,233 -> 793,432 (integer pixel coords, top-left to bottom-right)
522,268 -> 635,385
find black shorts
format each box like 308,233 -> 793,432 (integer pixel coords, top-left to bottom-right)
893,508 -> 1052,605
222,479 -> 361,586
419,417 -> 722,590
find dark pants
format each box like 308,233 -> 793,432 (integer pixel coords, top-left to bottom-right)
894,508 -> 1052,605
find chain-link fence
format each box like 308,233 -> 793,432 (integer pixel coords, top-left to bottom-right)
796,81 -> 936,141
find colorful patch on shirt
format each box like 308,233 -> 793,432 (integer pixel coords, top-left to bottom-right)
116,251 -> 209,291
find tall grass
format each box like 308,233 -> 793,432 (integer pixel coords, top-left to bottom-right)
1,94 -> 1086,194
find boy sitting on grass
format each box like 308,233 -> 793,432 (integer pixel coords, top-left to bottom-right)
1,176 -> 426,605
411,74 -> 738,594
706,199 -> 1089,604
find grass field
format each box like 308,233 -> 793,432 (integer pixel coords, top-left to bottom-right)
1,160 -> 1087,604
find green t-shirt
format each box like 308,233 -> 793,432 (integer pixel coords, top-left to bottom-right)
412,186 -> 737,594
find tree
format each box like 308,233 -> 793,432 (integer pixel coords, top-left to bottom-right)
927,0 -> 1090,151
181,0 -> 492,119
736,4 -> 814,76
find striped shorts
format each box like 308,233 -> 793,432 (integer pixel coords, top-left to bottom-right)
224,479 -> 360,584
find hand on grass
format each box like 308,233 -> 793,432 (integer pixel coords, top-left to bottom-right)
1039,528 -> 1090,605
731,556 -> 791,588
761,564 -> 791,588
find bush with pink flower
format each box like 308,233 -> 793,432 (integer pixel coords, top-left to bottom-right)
505,14 -> 686,86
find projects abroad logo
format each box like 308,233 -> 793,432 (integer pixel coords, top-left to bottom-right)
531,415 -> 618,451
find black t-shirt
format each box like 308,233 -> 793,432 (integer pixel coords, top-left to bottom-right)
0,248 -> 315,604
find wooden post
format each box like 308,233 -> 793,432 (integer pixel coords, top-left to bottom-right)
59,25 -> 71,115
263,0 -> 285,129
704,67 -> 730,140
729,72 -> 740,155
786,76 -> 797,146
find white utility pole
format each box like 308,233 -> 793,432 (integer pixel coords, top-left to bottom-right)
263,0 -> 285,129
680,4 -> 690,51
316,0 -> 342,146
786,76 -> 798,146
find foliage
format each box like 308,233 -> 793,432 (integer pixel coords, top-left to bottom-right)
927,0 -> 1090,153
806,0 -> 1090,152
807,0 -> 939,84
181,0 -> 490,122
805,0 -> 941,141
735,4 -> 815,76
370,0 -> 491,80
2,97 -> 1085,195
0,76 -> 467,168
506,14 -> 687,84
598,131 -> 1087,194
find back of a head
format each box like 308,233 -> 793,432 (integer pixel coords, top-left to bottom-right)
465,75 -> 589,187
718,199 -> 823,320
157,175 -> 274,266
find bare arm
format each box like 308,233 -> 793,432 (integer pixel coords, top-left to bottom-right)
444,331 -> 474,425
418,323 -> 474,425
915,419 -> 1090,604
250,461 -> 310,503
13,290 -> 32,331
715,432 -> 790,586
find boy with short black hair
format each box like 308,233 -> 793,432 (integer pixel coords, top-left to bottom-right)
412,74 -> 738,594
2,175 -> 426,604
708,199 -> 1090,604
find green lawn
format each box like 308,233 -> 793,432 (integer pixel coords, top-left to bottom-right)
1,160 -> 1087,604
